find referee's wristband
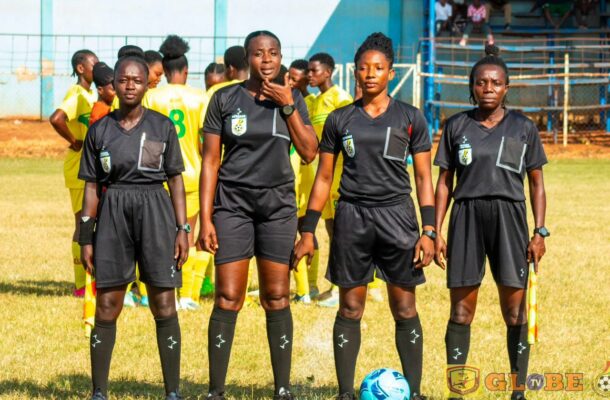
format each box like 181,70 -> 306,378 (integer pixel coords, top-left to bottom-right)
420,206 -> 435,228
78,216 -> 96,246
301,209 -> 321,234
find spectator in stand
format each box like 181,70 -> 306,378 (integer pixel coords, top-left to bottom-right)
574,0 -> 599,29
460,0 -> 494,46
450,0 -> 468,20
485,0 -> 512,30
436,0 -> 454,35
531,0 -> 575,29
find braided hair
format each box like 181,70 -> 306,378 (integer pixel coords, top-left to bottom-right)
71,49 -> 96,77
469,44 -> 510,105
354,32 -> 394,67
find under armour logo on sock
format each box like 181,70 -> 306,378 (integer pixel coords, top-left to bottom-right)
91,334 -> 101,348
453,347 -> 462,360
517,342 -> 527,354
337,334 -> 349,348
410,329 -> 420,344
216,334 -> 226,348
279,334 -> 290,349
167,336 -> 178,349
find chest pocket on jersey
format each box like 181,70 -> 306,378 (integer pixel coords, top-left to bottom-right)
496,136 -> 527,173
138,132 -> 166,172
383,127 -> 409,164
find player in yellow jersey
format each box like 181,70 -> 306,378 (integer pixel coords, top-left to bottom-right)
143,35 -> 210,310
287,59 -> 317,304
204,62 -> 226,91
49,49 -> 98,297
144,50 -> 164,89
307,53 -> 353,306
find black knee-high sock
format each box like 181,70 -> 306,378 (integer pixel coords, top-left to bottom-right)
507,324 -> 530,397
333,314 -> 361,395
208,307 -> 238,395
90,319 -> 116,396
155,315 -> 181,394
395,314 -> 424,395
445,320 -> 471,365
266,307 -> 293,395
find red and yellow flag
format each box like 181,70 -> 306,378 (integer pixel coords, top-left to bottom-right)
83,271 -> 96,338
527,262 -> 538,344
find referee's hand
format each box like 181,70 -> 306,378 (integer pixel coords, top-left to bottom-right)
434,235 -> 447,270
261,72 -> 294,107
527,235 -> 546,273
292,233 -> 315,271
198,221 -> 219,255
81,244 -> 94,274
174,231 -> 189,270
413,235 -> 435,269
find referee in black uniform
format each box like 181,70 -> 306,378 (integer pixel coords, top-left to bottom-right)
434,45 -> 548,400
198,31 -> 317,400
79,55 -> 189,400
293,33 -> 435,400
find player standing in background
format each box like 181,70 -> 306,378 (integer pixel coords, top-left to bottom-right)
287,59 -> 317,304
143,35 -> 210,310
307,52 -> 353,307
199,30 -> 317,399
89,62 -> 115,126
79,55 -> 188,400
294,32 -> 434,400
144,50 -> 164,89
204,62 -> 227,91
434,45 -> 548,400
49,49 -> 98,297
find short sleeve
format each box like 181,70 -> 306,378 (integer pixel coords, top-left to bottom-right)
467,5 -> 474,17
203,91 -> 223,135
78,124 -> 98,181
293,90 -> 312,125
164,121 -> 186,176
58,90 -> 79,121
434,120 -> 455,169
409,108 -> 432,154
319,112 -> 340,154
525,120 -> 548,171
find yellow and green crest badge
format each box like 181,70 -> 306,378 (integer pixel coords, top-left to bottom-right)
100,149 -> 111,174
446,365 -> 480,397
231,108 -> 247,136
342,131 -> 355,158
458,136 -> 472,166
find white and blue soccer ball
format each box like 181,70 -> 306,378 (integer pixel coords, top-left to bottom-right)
359,368 -> 410,400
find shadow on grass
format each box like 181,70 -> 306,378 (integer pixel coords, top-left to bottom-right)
0,279 -> 73,297
0,373 -> 337,399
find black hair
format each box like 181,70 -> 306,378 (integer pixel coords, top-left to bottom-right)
144,50 -> 163,66
354,32 -> 394,67
204,62 -> 226,76
272,64 -> 289,85
224,46 -> 248,70
289,59 -> 309,72
243,30 -> 281,56
469,44 -> 510,105
113,55 -> 149,80
117,45 -> 144,59
159,35 -> 189,73
71,49 -> 96,77
309,53 -> 335,71
92,62 -> 114,87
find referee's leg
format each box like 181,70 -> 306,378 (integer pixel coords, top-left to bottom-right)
208,259 -> 250,396
446,286 -> 479,367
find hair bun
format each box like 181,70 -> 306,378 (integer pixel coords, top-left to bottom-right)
159,35 -> 190,59
485,44 -> 500,57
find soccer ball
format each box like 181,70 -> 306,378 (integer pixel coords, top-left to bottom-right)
359,368 -> 410,400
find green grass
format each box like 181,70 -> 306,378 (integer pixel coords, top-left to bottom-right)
0,158 -> 609,399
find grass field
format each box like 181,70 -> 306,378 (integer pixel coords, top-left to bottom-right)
0,156 -> 609,400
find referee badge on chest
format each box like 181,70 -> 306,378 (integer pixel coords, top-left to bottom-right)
458,136 -> 472,166
342,131 -> 356,158
231,108 -> 247,136
100,149 -> 112,174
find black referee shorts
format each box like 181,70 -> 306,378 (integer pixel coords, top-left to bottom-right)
93,184 -> 180,289
213,181 -> 297,266
447,198 -> 529,289
326,198 -> 425,288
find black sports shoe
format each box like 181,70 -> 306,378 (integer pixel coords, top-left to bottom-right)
511,394 -> 527,400
411,394 -> 428,400
166,391 -> 183,400
206,395 -> 225,400
91,389 -> 107,400
336,393 -> 356,400
273,389 -> 296,400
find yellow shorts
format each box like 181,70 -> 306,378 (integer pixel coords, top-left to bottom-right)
185,190 -> 200,218
69,188 -> 84,214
